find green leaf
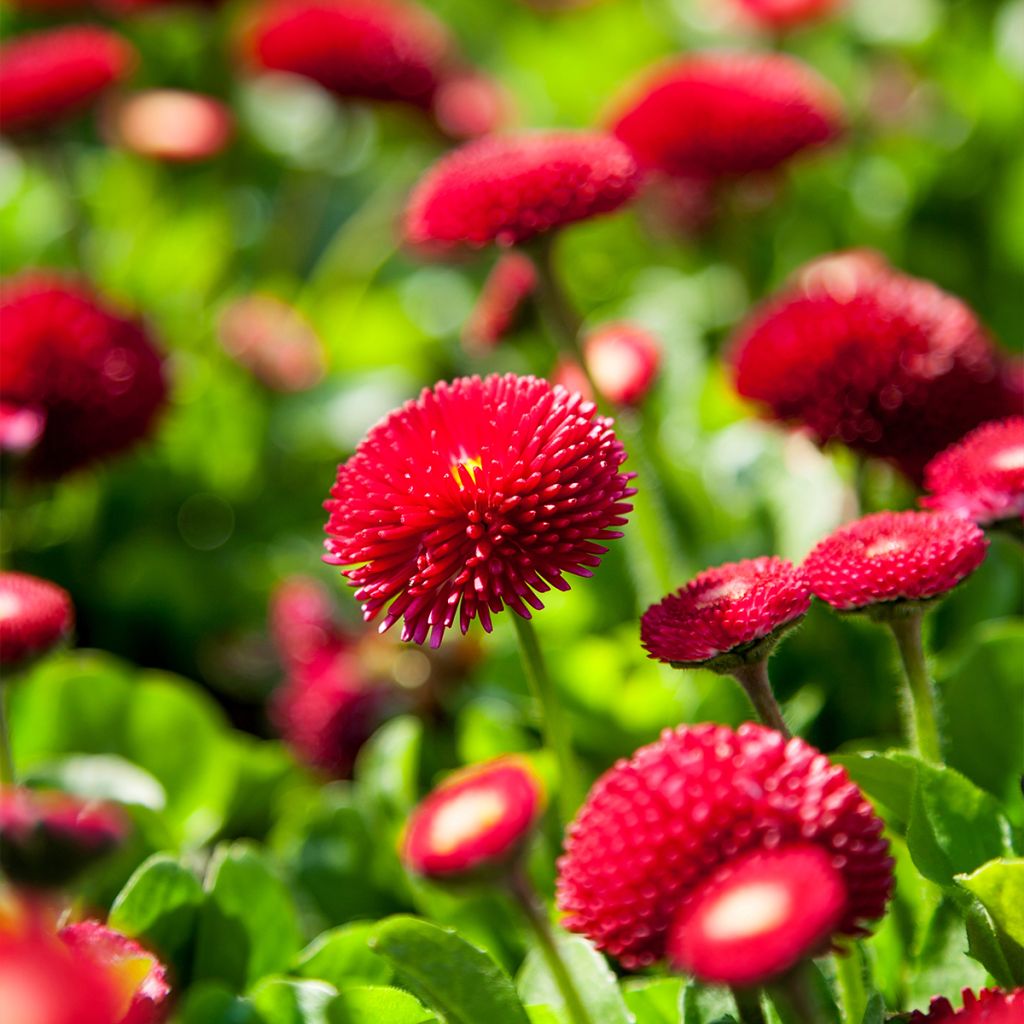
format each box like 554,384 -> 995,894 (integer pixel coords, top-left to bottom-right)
108,853 -> 204,982
517,930 -> 631,1024
369,915 -> 531,1024
22,754 -> 166,811
295,924 -> 393,988
957,859 -> 1024,946
861,993 -> 885,1024
961,894 -> 1024,988
178,983 -> 263,1024
681,984 -> 739,1024
328,985 -> 435,1024
249,979 -> 337,1024
193,842 -> 302,991
622,977 -> 685,1024
354,716 -> 422,827
907,898 -> 988,1007
832,751 -> 917,827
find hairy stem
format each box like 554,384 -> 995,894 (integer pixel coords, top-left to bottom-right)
834,943 -> 868,1024
733,987 -> 768,1024
730,659 -> 791,738
888,611 -> 942,762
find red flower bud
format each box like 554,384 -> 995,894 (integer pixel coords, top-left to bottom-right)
106,90 -> 233,163
0,572 -> 74,670
584,323 -> 661,406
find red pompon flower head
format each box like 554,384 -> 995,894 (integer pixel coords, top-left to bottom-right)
0,274 -> 167,479
0,787 -> 126,890
922,418 -> 1024,529
641,557 -> 810,671
610,53 -> 842,180
0,572 -> 73,670
245,0 -> 453,109
802,510 -> 988,618
0,27 -> 136,136
106,90 -> 233,163
58,922 -> 170,1024
907,989 -> 1024,1023
584,323 -> 661,407
667,843 -> 846,986
433,72 -> 513,140
323,373 -> 635,647
462,252 -> 537,351
557,723 -> 893,970
730,253 -> 1020,480
402,756 -> 545,881
728,0 -> 841,31
404,133 -> 641,251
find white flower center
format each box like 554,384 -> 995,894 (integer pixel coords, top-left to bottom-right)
0,592 -> 22,622
991,445 -> 1024,473
429,787 -> 505,854
702,880 -> 792,942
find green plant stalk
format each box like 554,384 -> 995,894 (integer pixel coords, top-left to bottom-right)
769,962 -> 826,1024
730,659 -> 791,738
508,867 -> 594,1024
887,611 -> 942,762
0,686 -> 15,785
732,987 -> 768,1024
511,614 -> 583,823
531,234 -> 588,371
834,943 -> 868,1024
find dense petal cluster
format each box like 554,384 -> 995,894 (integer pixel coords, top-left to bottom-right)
0,274 -> 167,479
667,844 -> 846,985
907,989 -> 1024,1023
323,373 -> 634,647
463,253 -> 537,350
729,0 -> 841,29
803,510 -> 988,613
922,418 -> 1024,527
611,53 -> 842,179
403,756 -> 545,879
0,27 -> 135,135
0,787 -> 125,889
730,253 -> 1019,479
245,0 -> 452,108
556,722 -> 893,969
108,90 -> 233,163
641,557 -> 810,667
0,571 -> 74,669
404,133 -> 640,249
584,323 -> 661,406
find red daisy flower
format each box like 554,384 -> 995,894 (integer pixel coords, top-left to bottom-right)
403,756 -> 545,879
323,373 -> 634,647
730,253 -> 1019,479
432,72 -> 512,140
667,843 -> 847,986
404,133 -> 641,250
922,418 -> 1024,528
106,90 -> 233,163
0,571 -> 74,669
244,0 -> 452,109
610,53 -> 842,179
584,323 -> 661,406
58,922 -> 170,1024
0,787 -> 126,890
641,557 -> 810,668
0,274 -> 167,479
802,510 -> 988,614
462,253 -> 537,351
556,722 -> 893,969
908,989 -> 1024,1023
0,27 -> 135,136
729,0 -> 841,30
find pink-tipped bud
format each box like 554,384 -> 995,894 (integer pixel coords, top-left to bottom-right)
584,323 -> 661,406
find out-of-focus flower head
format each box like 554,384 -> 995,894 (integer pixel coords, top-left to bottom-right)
726,0 -> 841,31
610,53 -> 842,180
404,133 -> 640,251
105,90 -> 233,163
0,27 -> 135,136
583,323 -> 661,406
550,357 -> 593,402
730,252 -> 1019,479
0,787 -> 126,889
432,72 -> 513,140
0,402 -> 46,457
218,294 -> 325,393
557,723 -> 893,970
323,373 -> 634,647
462,253 -> 537,351
402,756 -> 545,880
0,572 -> 74,670
802,510 -> 988,615
0,274 -> 166,480
907,989 -> 1024,1023
922,418 -> 1024,529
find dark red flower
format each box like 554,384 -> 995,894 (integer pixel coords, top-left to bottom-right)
245,0 -> 452,109
728,0 -> 841,30
403,756 -> 545,879
802,510 -> 988,613
0,788 -> 125,890
584,323 -> 661,406
404,133 -> 640,250
610,53 -> 842,179
0,274 -> 166,479
0,571 -> 74,669
922,418 -> 1024,528
907,989 -> 1024,1023
433,72 -> 512,140
323,373 -> 634,647
462,253 -> 537,351
667,843 -> 846,985
556,722 -> 893,969
0,27 -> 135,136
107,90 -> 233,163
730,253 -> 1019,479
641,557 -> 809,668
58,922 -> 170,1024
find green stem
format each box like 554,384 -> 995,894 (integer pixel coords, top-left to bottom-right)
730,660 -> 791,738
0,686 -> 15,786
532,234 -> 585,360
887,611 -> 942,762
511,614 -> 582,823
732,987 -> 768,1024
508,867 -> 593,1024
769,962 -> 824,1024
834,943 -> 868,1024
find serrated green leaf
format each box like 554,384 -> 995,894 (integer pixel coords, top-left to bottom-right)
957,859 -> 1024,946
370,915 -> 530,1024
295,924 -> 393,988
328,985 -> 435,1024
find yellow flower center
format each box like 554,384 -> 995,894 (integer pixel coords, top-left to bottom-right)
451,455 -> 483,490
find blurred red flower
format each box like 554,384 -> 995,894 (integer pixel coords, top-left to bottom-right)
907,989 -> 1024,1023
0,571 -> 74,669
432,72 -> 512,140
729,0 -> 841,30
583,322 -> 661,406
462,253 -> 537,351
106,90 -> 233,163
